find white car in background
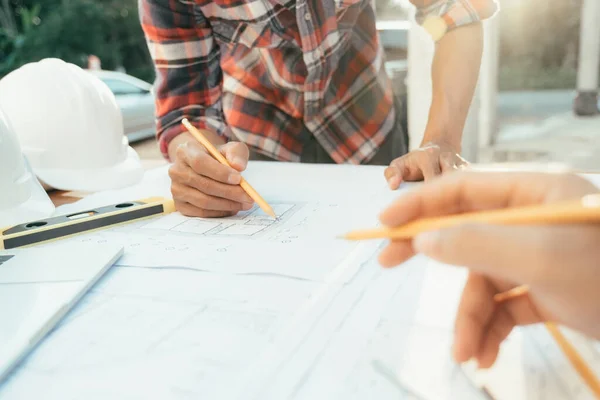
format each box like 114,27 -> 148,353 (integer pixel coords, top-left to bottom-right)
87,70 -> 156,143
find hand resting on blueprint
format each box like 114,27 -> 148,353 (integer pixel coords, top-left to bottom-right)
377,171 -> 600,368
167,132 -> 254,217
384,141 -> 468,189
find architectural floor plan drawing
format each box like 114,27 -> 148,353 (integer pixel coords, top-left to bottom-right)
138,203 -> 301,238
65,199 -> 380,282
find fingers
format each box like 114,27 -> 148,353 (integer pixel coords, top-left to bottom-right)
171,182 -> 253,213
475,291 -> 544,368
385,146 -> 454,189
384,166 -> 403,190
412,224 -> 552,284
453,273 -> 544,367
475,308 -> 515,368
169,140 -> 255,218
177,141 -> 241,184
170,162 -> 253,204
385,153 -> 425,189
379,171 -> 587,228
384,153 -> 440,189
377,241 -> 415,267
453,273 -> 496,364
174,200 -> 239,218
189,175 -> 253,204
221,142 -> 249,172
470,296 -> 542,369
420,155 -> 441,181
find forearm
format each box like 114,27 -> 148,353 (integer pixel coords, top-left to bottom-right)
422,22 -> 483,151
167,130 -> 226,161
140,0 -> 227,160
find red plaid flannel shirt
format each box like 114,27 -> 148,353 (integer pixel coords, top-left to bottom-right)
140,0 -> 498,163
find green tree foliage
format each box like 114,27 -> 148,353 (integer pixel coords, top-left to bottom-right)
0,0 -> 154,81
0,0 -> 591,89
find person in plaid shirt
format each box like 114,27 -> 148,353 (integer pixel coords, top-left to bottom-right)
140,0 -> 498,217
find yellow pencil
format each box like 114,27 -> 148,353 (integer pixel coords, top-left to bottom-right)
545,322 -> 600,398
495,287 -> 600,398
341,194 -> 600,241
181,118 -> 276,218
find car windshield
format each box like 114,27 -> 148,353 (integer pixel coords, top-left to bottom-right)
102,78 -> 147,95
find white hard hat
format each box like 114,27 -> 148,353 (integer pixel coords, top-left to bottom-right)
0,108 -> 55,228
0,58 -> 143,192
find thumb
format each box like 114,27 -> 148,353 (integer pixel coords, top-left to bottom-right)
220,142 -> 249,172
413,223 -> 547,284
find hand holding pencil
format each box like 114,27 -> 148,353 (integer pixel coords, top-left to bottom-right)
365,171 -> 600,378
180,119 -> 275,218
166,118 -> 275,218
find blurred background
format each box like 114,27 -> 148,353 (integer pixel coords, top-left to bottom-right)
1,0 -> 598,170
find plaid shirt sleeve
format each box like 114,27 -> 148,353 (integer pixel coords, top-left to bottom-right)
139,0 -> 228,160
410,0 -> 498,31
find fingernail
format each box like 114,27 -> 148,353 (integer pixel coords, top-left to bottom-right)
233,157 -> 247,169
387,176 -> 401,190
228,173 -> 241,184
384,168 -> 395,180
242,203 -> 253,210
413,231 -> 439,254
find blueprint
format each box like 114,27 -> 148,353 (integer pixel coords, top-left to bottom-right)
250,256 -> 481,400
3,164 -> 600,399
0,265 -> 332,400
67,198 -> 383,283
249,257 -> 600,400
2,246 -> 600,400
475,324 -> 600,400
50,162 -> 398,284
137,202 -> 301,238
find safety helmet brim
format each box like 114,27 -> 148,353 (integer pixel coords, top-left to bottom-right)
35,146 -> 144,193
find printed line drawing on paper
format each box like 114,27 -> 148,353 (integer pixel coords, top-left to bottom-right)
139,203 -> 302,238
